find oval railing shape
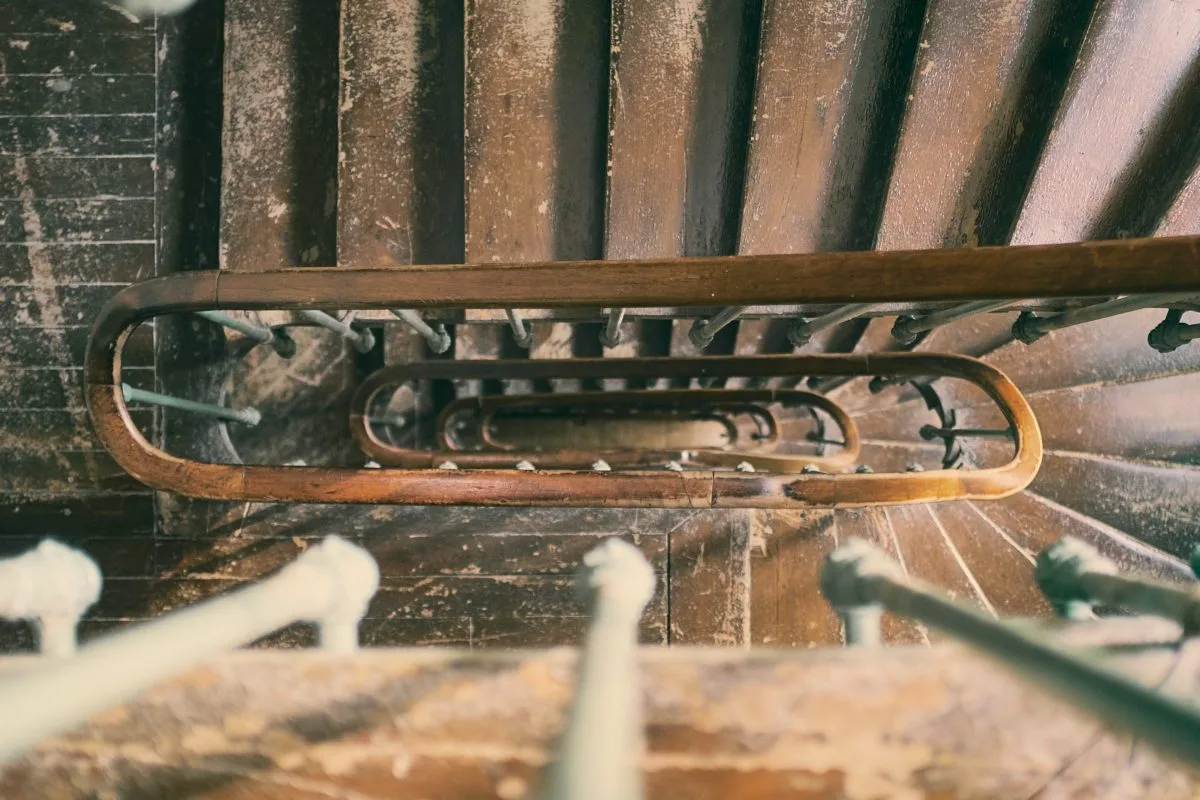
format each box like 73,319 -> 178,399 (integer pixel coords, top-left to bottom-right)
84,235 -> 1200,508
354,387 -> 859,473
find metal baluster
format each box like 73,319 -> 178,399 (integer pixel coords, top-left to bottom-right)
789,303 -> 878,347
821,539 -> 884,645
689,306 -> 748,350
195,311 -> 296,357
0,540 -> 100,657
195,310 -> 272,344
1012,293 -> 1199,344
391,309 -> 453,354
821,538 -> 1200,767
891,299 -> 1016,345
1037,538 -> 1200,631
919,425 -> 1013,442
1148,310 -> 1200,353
544,538 -> 655,800
601,308 -> 626,348
506,309 -> 534,348
297,310 -> 376,353
0,536 -> 379,767
122,383 -> 261,426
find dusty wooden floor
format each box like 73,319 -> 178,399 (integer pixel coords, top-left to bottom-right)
3,640 -> 1199,798
3,0 -> 1200,658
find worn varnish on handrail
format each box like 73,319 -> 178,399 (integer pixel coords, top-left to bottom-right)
82,235 -> 1083,506
359,387 -> 859,472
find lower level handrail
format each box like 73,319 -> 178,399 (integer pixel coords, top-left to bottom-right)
359,388 -> 859,473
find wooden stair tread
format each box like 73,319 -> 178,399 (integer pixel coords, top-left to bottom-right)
3,646 -> 1192,798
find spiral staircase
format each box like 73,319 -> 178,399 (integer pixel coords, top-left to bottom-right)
4,0 -> 1200,794
116,0 -> 1200,648
2,0 -> 1197,648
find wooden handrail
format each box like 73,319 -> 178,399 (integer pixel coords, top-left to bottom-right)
87,268 -> 1041,506
356,388 -> 859,472
464,391 -> 782,450
83,236 -> 1179,506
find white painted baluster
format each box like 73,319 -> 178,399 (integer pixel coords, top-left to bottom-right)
0,536 -> 378,767
0,540 -> 101,657
544,538 -> 655,800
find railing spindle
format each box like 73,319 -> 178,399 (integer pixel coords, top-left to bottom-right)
689,306 -> 748,350
391,309 -> 453,354
1037,538 -> 1200,631
544,538 -> 655,800
1013,293 -> 1199,344
122,383 -> 261,426
822,538 -> 1200,768
789,303 -> 878,347
0,540 -> 100,657
601,308 -> 627,348
506,309 -> 534,348
1148,310 -> 1200,353
297,310 -> 376,353
0,536 -> 379,767
891,299 -> 1015,345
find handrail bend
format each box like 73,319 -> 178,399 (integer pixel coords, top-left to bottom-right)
85,263 -> 1041,507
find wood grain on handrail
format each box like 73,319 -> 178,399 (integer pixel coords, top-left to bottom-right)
442,393 -> 758,465
84,237 -> 1200,370
357,388 -> 856,472
86,254 -> 1044,506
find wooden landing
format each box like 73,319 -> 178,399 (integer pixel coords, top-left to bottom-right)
2,636 -> 1196,798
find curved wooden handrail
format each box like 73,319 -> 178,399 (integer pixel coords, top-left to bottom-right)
358,388 -> 858,472
468,393 -> 779,450
85,260 -> 1042,507
438,393 -> 765,451
475,410 -> 748,453
475,407 -> 748,451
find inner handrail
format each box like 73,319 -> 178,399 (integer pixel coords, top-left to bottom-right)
379,388 -> 858,473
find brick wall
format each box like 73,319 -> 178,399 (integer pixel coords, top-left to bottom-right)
0,2 -> 160,648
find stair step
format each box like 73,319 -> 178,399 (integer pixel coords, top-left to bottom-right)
971,490 -> 1191,582
1031,452 -> 1200,561
841,0 -> 1094,366
147,502 -> 760,647
1013,0 -> 1200,246
944,370 -> 1200,467
884,504 -> 990,641
929,501 -> 1054,618
338,0 -> 463,268
221,0 -> 338,271
9,642 -> 1193,798
749,509 -> 842,646
979,310 -> 1200,396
